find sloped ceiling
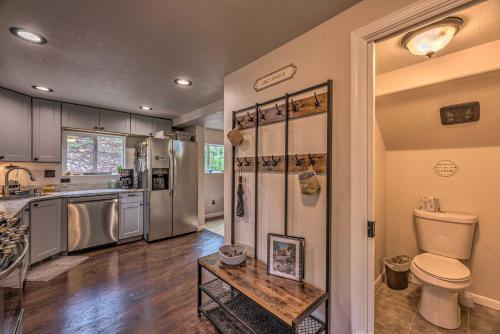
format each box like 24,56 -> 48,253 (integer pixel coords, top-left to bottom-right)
376,70 -> 500,151
0,0 -> 361,118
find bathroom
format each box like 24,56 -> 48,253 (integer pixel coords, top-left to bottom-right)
373,1 -> 500,332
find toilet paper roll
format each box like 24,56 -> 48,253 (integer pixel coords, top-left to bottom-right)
420,196 -> 440,212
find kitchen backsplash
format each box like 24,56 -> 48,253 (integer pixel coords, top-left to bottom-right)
0,162 -> 119,191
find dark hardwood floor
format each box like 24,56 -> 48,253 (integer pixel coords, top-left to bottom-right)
23,231 -> 223,334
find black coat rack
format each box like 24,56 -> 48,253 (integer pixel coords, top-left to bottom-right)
230,80 -> 332,333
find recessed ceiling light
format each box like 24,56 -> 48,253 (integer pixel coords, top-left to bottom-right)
32,85 -> 53,92
9,27 -> 47,44
140,106 -> 153,111
401,17 -> 463,58
174,79 -> 192,86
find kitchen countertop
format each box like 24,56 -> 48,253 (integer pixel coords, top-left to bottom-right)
0,188 -> 144,219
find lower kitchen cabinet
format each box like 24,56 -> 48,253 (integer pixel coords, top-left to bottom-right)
30,199 -> 62,264
119,200 -> 144,239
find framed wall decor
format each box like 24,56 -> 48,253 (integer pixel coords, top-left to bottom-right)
267,233 -> 305,282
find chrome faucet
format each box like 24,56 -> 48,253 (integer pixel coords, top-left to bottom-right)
3,165 -> 37,196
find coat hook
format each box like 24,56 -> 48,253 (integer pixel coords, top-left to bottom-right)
258,108 -> 266,120
236,158 -> 243,167
275,103 -> 282,116
271,155 -> 279,167
308,153 -> 315,166
314,92 -> 320,107
261,156 -> 269,167
291,99 -> 298,112
247,112 -> 253,122
295,154 -> 302,166
244,157 -> 251,166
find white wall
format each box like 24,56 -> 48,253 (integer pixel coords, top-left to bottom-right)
223,0 -> 414,331
374,121 -> 387,280
205,128 -> 224,217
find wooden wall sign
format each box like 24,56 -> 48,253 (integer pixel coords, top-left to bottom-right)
433,160 -> 458,177
254,64 -> 297,92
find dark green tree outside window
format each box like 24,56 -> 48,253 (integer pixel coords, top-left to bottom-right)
205,144 -> 224,173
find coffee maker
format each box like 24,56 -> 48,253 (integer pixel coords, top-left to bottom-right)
119,169 -> 134,189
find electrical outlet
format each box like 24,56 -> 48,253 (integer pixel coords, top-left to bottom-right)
44,170 -> 56,177
61,177 -> 71,183
211,200 -> 215,205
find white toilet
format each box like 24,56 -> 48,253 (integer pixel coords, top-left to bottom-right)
411,209 -> 477,329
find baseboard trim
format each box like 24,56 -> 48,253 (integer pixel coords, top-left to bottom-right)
205,212 -> 224,219
471,293 -> 500,311
197,225 -> 206,232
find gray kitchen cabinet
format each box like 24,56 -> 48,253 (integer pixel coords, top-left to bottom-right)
152,118 -> 173,134
32,98 -> 62,162
30,199 -> 62,264
131,114 -> 153,136
0,88 -> 32,162
99,109 -> 131,134
62,103 -> 100,130
119,194 -> 144,239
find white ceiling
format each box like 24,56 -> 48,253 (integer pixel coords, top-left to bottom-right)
180,111 -> 225,131
376,0 -> 500,74
0,0 -> 361,119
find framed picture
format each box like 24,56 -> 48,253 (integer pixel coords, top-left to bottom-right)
267,233 -> 305,282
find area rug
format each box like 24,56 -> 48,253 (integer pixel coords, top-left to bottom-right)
26,256 -> 89,282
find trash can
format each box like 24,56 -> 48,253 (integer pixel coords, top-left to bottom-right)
384,255 -> 411,290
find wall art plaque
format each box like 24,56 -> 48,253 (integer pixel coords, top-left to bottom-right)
433,160 -> 458,177
254,64 -> 297,92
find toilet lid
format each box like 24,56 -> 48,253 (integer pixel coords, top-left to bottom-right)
413,253 -> 470,281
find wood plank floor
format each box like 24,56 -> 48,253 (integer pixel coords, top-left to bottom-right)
23,231 -> 223,334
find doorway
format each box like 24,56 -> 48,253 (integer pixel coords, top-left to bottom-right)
350,0 -> 484,333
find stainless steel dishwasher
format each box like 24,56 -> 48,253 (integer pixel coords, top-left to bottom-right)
67,195 -> 119,252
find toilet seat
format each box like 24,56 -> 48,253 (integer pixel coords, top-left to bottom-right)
413,253 -> 470,282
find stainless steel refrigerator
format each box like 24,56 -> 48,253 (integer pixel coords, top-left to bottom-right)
137,137 -> 198,241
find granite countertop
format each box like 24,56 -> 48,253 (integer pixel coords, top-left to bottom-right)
0,188 -> 144,219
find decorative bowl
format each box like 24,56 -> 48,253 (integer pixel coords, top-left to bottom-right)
218,244 -> 247,266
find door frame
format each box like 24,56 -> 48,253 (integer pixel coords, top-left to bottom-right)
350,0 -> 476,332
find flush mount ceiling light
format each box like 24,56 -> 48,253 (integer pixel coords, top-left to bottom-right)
9,27 -> 47,44
401,17 -> 463,58
139,106 -> 153,111
174,78 -> 192,86
32,85 -> 53,92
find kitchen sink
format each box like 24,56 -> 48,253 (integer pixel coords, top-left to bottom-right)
0,193 -> 50,201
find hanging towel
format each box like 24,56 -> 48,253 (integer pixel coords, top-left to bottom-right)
236,175 -> 245,217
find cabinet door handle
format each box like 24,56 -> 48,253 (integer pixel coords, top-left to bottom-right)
100,127 -> 105,130
33,203 -> 38,207
34,157 -> 39,161
94,126 -> 99,130
0,156 -> 4,160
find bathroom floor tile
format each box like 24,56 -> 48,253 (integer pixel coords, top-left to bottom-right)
409,307 -> 468,334
375,283 -> 419,333
469,304 -> 500,333
376,281 -> 500,334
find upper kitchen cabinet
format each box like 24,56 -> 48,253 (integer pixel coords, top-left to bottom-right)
131,114 -> 153,136
153,118 -> 173,133
99,109 -> 130,134
62,103 -> 100,130
0,88 -> 32,162
32,98 -> 62,162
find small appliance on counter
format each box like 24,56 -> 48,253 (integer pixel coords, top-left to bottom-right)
119,169 -> 134,189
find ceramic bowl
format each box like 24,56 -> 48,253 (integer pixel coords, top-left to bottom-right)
218,244 -> 247,266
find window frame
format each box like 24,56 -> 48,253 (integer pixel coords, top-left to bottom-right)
62,130 -> 126,176
204,143 -> 224,174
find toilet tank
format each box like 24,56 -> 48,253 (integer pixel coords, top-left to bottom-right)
414,209 -> 477,259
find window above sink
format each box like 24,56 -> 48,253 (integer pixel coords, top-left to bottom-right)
62,131 -> 125,176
